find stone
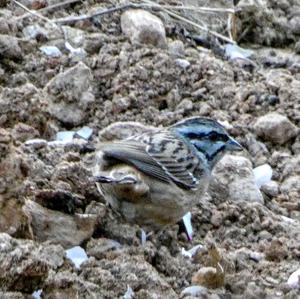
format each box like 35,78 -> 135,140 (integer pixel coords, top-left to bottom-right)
210,155 -> 264,204
86,238 -> 122,259
80,254 -> 177,298
176,98 -> 193,112
43,270 -> 100,299
254,113 -> 298,145
65,246 -> 88,269
290,16 -> 300,35
11,123 -> 39,142
261,180 -> 279,197
287,268 -> 300,289
0,233 -> 65,292
253,164 -> 272,188
62,26 -> 85,48
181,285 -> 208,297
0,197 -> 31,237
23,24 -> 49,40
175,58 -> 190,69
168,40 -> 185,57
192,266 -> 224,289
121,9 -> 167,48
83,33 -> 108,54
280,175 -> 300,199
0,34 -> 22,60
22,200 -> 97,248
45,62 -> 94,126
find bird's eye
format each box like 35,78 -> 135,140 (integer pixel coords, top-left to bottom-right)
209,132 -> 228,142
209,132 -> 219,141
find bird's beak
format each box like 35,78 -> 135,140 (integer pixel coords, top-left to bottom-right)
227,137 -> 243,151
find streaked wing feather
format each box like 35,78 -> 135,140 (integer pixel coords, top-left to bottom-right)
101,130 -> 201,189
134,131 -> 201,188
100,142 -> 170,183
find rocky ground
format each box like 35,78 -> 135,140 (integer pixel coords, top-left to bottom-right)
0,0 -> 300,298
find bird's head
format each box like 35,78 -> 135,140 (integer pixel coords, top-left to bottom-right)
170,117 -> 243,169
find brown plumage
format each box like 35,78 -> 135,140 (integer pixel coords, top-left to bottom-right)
92,117 -> 242,231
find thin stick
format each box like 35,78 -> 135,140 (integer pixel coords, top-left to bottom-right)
16,0 -> 82,20
143,4 -> 235,14
13,0 -> 55,24
143,0 -> 235,44
13,0 -> 64,38
54,3 -> 138,24
53,2 -> 236,24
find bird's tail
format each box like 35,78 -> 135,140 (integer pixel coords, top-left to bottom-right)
91,175 -> 137,185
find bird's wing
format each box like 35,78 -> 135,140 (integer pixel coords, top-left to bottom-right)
101,130 -> 201,189
100,141 -> 170,183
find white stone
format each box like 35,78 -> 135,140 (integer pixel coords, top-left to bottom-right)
75,126 -> 93,140
225,44 -> 253,60
65,246 -> 88,269
121,9 -> 167,48
253,164 -> 273,188
24,138 -> 47,149
123,286 -> 134,299
254,113 -> 298,145
287,268 -> 300,289
56,131 -> 75,142
40,46 -> 62,58
32,289 -> 42,299
23,24 -> 48,39
181,244 -> 204,259
182,211 -> 193,240
181,285 -> 208,297
175,58 -> 190,69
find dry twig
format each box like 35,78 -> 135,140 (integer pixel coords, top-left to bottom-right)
53,2 -> 236,25
13,0 -> 55,24
16,0 -> 82,20
53,3 -> 138,24
143,0 -> 235,44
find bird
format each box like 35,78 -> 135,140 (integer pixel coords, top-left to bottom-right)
92,117 -> 242,232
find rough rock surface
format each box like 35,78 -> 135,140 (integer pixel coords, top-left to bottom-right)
254,113 -> 298,145
121,9 -> 167,48
45,62 -> 94,126
210,155 -> 264,204
23,200 -> 98,248
0,233 -> 65,292
0,0 -> 299,298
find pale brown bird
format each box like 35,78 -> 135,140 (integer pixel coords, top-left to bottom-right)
92,117 -> 242,232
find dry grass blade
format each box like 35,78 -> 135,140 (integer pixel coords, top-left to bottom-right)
143,0 -> 235,44
13,0 -> 55,24
142,4 -> 235,14
53,3 -> 138,24
16,0 -> 82,20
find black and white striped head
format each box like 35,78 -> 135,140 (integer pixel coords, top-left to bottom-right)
170,117 -> 242,169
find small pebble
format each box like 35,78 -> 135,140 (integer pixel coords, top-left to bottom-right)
181,285 -> 208,297
182,212 -> 193,240
24,138 -> 47,149
175,58 -> 190,69
225,44 -> 253,60
287,268 -> 300,289
253,164 -> 273,188
32,289 -> 42,299
40,46 -> 62,58
56,131 -> 75,142
75,126 -> 93,140
123,285 -> 134,299
181,244 -> 204,259
65,246 -> 88,269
